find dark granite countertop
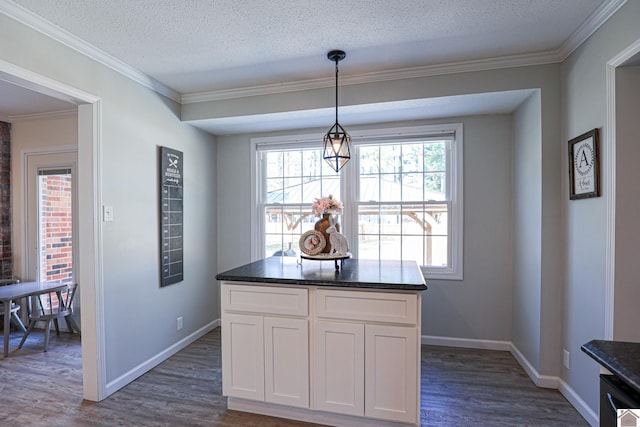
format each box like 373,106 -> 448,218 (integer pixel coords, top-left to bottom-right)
215,256 -> 427,291
582,340 -> 640,394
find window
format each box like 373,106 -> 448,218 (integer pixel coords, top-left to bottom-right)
261,147 -> 340,256
252,124 -> 463,280
38,168 -> 74,285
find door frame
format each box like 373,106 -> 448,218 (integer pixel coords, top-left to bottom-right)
24,147 -> 78,284
1,59 -> 106,401
604,36 -> 640,340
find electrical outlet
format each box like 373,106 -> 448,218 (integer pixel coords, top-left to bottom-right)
563,349 -> 570,369
177,316 -> 183,331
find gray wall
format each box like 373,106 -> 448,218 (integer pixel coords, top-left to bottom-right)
511,91 -> 542,369
561,0 -> 640,415
422,115 -> 513,342
0,13 -> 218,388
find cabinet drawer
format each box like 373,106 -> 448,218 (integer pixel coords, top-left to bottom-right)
316,289 -> 418,325
222,283 -> 308,316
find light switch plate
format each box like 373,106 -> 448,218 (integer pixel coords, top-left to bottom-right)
103,205 -> 114,222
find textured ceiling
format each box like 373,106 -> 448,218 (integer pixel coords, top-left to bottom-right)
1,0 -> 625,133
9,0 -> 607,94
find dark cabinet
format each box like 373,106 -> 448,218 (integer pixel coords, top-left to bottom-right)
600,374 -> 640,427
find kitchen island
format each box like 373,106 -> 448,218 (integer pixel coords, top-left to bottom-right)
216,256 -> 427,426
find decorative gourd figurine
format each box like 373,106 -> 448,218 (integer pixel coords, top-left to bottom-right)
326,224 -> 349,256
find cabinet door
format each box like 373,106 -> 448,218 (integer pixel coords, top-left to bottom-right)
264,317 -> 309,408
365,324 -> 418,423
221,313 -> 265,401
314,321 -> 365,416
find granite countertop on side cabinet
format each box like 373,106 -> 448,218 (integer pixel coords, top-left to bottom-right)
215,256 -> 427,291
582,340 -> 640,394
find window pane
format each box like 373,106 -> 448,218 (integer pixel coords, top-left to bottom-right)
379,205 -> 401,235
265,234 -> 285,257
379,145 -> 401,173
402,236 -> 424,266
284,151 -> 302,177
358,204 -> 380,236
262,145 -> 341,258
380,236 -> 401,260
355,139 -> 452,268
359,174 -> 379,202
426,235 -> 448,267
401,205 -> 426,235
283,177 -> 302,203
266,178 -> 284,203
266,152 -> 283,177
379,173 -> 401,202
320,177 -> 341,202
358,234 -> 379,260
402,144 -> 422,172
265,206 -> 284,234
424,142 -> 446,172
302,150 -> 322,180
401,173 -> 422,201
359,146 -> 379,174
38,172 -> 74,284
425,172 -> 446,199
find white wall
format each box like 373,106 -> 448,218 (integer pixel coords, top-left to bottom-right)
0,12 -> 218,396
561,0 -> 640,418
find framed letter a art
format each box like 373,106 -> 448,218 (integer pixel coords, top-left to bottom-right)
568,128 -> 600,200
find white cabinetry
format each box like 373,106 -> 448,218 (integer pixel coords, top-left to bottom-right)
365,324 -> 418,423
221,313 -> 265,401
315,289 -> 419,424
315,320 -> 365,416
221,284 -> 309,408
221,282 -> 421,426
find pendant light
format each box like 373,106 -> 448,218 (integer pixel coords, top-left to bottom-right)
323,50 -> 351,172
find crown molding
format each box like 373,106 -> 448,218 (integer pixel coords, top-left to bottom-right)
556,0 -> 627,61
181,0 -> 626,105
8,108 -> 77,122
1,0 -> 626,106
0,0 -> 180,103
181,50 -> 560,104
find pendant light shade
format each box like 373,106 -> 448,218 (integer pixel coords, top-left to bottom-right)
323,50 -> 351,172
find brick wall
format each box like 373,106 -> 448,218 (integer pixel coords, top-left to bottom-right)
0,121 -> 11,279
38,173 -> 73,284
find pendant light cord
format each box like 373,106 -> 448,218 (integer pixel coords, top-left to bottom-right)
334,59 -> 339,125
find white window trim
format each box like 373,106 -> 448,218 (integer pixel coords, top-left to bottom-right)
250,123 -> 464,281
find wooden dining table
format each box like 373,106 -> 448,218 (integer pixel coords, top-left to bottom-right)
0,281 -> 68,357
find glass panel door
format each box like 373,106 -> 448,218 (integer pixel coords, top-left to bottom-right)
26,151 -> 78,321
37,169 -> 74,304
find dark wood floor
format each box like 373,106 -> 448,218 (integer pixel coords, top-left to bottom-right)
0,327 -> 588,426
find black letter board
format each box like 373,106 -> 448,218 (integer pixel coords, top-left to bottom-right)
160,146 -> 184,286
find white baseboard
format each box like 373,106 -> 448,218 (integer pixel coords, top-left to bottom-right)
559,378 -> 598,427
422,334 -> 511,351
509,343 -> 559,389
105,319 -> 219,396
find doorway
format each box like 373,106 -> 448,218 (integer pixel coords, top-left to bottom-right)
0,61 -> 103,401
25,151 -> 79,324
